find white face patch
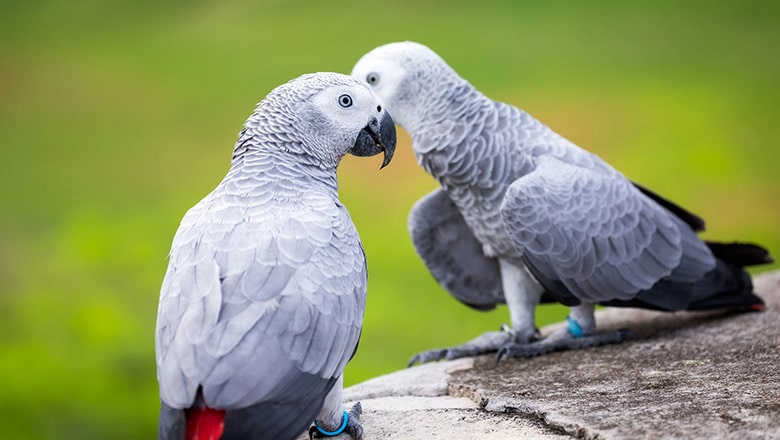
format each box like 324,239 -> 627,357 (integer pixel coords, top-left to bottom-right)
304,82 -> 387,162
351,42 -> 451,131
351,51 -> 406,119
310,84 -> 379,134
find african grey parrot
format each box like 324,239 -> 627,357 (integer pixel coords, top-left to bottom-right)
351,41 -> 771,364
155,72 -> 396,440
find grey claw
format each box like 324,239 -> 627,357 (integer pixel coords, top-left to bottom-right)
349,401 -> 362,418
345,402 -> 363,440
495,347 -> 509,365
408,349 -> 447,367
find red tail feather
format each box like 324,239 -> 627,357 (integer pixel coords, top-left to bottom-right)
185,406 -> 225,440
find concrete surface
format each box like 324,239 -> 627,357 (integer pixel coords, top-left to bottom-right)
301,270 -> 780,439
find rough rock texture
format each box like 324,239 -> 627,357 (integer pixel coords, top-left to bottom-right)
338,359 -> 569,439
301,270 -> 780,439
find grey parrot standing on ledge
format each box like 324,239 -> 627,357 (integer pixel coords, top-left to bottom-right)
351,41 -> 771,365
155,72 -> 396,440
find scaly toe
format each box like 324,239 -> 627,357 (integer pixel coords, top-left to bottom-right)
344,402 -> 363,440
408,348 -> 448,367
496,329 -> 635,362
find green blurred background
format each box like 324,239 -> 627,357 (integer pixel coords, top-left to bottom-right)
1,0 -> 778,438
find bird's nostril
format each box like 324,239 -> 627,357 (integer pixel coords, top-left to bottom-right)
377,105 -> 382,112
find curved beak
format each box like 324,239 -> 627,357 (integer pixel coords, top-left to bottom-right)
350,112 -> 397,169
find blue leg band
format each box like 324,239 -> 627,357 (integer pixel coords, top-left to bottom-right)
314,410 -> 349,437
566,316 -> 584,339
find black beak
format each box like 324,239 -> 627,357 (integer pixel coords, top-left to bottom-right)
350,112 -> 396,169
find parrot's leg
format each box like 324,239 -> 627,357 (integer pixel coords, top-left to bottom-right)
496,303 -> 634,360
309,376 -> 363,439
408,260 -> 544,366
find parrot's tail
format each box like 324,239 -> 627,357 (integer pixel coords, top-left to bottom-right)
602,242 -> 771,313
705,241 -> 773,267
684,260 -> 765,312
684,242 -> 772,312
185,389 -> 225,440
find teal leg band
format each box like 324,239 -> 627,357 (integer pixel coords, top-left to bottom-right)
566,315 -> 584,338
314,410 -> 349,437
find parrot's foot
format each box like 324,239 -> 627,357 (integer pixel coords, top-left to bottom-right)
496,328 -> 635,362
408,326 -> 538,367
343,402 -> 363,440
309,402 -> 362,439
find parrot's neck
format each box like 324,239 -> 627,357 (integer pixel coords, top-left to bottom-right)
410,83 -> 506,184
228,135 -> 340,200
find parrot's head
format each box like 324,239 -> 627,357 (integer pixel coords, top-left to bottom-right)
307,75 -> 396,169
248,73 -> 396,170
351,41 -> 461,133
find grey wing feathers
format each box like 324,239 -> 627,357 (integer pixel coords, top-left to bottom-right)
156,191 -> 364,410
409,188 -> 504,310
632,181 -> 706,232
501,156 -> 716,304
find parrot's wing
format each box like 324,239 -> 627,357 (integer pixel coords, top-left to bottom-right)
156,196 -> 365,412
408,188 -> 505,310
631,181 -> 706,232
500,156 -> 715,306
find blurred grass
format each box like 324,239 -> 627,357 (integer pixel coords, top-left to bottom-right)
1,1 -> 778,438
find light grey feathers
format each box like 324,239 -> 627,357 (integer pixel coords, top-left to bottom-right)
501,155 -> 716,306
353,42 -> 767,362
155,72 -> 395,439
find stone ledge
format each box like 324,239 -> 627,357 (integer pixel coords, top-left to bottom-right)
300,270 -> 780,439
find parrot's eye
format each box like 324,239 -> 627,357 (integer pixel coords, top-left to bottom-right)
366,72 -> 380,86
338,94 -> 353,108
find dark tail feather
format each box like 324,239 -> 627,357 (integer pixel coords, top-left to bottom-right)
221,373 -> 335,440
686,259 -> 765,312
686,289 -> 765,312
604,258 -> 765,312
160,401 -> 186,440
705,241 -> 774,267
